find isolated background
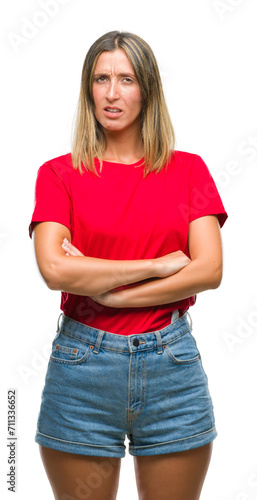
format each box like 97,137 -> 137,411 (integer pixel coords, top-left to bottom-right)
1,0 -> 257,498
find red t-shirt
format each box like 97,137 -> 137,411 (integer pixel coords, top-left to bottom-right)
29,150 -> 228,335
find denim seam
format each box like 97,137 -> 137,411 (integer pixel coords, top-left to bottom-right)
127,352 -> 147,424
59,330 -> 135,352
60,330 -> 92,345
58,333 -> 156,354
60,328 -> 191,353
54,345 -> 78,354
129,426 -> 216,449
164,327 -> 190,345
165,348 -> 201,365
127,355 -> 132,426
50,347 -> 92,365
36,431 -> 124,449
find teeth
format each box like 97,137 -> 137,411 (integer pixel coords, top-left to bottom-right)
106,109 -> 121,112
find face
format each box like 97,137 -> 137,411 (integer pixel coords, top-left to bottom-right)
92,49 -> 143,134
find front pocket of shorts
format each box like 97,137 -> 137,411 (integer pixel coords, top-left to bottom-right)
50,333 -> 92,365
165,331 -> 201,365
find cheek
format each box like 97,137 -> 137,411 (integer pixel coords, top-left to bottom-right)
92,86 -> 102,108
135,88 -> 144,109
126,89 -> 143,110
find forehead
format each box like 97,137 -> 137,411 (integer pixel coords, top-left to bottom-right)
94,49 -> 135,74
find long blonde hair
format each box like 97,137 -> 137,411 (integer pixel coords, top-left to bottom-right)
71,31 -> 176,178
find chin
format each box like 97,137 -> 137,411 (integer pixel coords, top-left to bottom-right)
102,122 -> 127,132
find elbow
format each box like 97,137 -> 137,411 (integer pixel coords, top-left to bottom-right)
40,261 -> 62,291
46,279 -> 60,291
209,265 -> 223,289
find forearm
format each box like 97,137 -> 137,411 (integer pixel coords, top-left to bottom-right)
33,222 -> 191,297
45,254 -> 154,296
109,258 -> 222,308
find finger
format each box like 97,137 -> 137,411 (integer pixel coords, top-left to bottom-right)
63,239 -> 83,255
62,239 -> 84,256
62,242 -> 75,256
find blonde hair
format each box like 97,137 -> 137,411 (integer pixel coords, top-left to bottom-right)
71,31 -> 176,178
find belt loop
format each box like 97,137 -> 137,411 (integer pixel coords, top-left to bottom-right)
155,331 -> 163,355
171,309 -> 180,324
187,310 -> 193,330
93,330 -> 104,354
57,312 -> 63,332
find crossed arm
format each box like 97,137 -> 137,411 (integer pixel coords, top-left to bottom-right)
113,215 -> 223,307
32,215 -> 223,308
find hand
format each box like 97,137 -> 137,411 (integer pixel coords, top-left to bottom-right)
62,239 -> 84,256
154,250 -> 191,278
61,239 -> 123,307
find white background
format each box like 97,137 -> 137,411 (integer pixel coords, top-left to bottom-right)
1,0 -> 257,498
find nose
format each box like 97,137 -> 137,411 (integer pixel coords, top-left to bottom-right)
106,78 -> 120,102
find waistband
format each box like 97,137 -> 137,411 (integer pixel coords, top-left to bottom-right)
57,309 -> 193,355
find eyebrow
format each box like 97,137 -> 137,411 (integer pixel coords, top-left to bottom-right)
94,72 -> 135,78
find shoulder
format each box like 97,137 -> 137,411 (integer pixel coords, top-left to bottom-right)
169,150 -> 210,175
166,150 -> 202,176
170,149 -> 200,165
36,153 -> 78,187
40,152 -> 73,174
33,153 -> 77,198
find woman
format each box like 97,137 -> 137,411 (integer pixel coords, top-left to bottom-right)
29,31 -> 228,500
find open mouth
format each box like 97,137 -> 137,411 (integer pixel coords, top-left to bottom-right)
103,107 -> 123,119
104,107 -> 122,113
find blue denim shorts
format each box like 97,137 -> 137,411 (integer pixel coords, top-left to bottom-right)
35,310 -> 217,457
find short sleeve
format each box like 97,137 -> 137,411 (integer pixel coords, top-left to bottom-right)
28,162 -> 71,238
189,154 -> 228,228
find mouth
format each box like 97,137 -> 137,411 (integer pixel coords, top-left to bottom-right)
104,107 -> 122,113
103,107 -> 123,118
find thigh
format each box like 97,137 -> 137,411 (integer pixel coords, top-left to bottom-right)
133,442 -> 213,500
39,445 -> 122,500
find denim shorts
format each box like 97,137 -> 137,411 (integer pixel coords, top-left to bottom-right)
35,310 -> 217,457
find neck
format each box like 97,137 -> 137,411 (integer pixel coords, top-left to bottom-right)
102,124 -> 144,164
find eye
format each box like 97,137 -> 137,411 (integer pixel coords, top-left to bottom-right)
123,77 -> 133,83
94,76 -> 107,83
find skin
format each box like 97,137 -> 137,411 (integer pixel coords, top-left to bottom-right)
34,48 -> 222,499
39,443 -> 213,500
92,48 -> 144,163
33,221 -> 191,296
61,213 -> 222,308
